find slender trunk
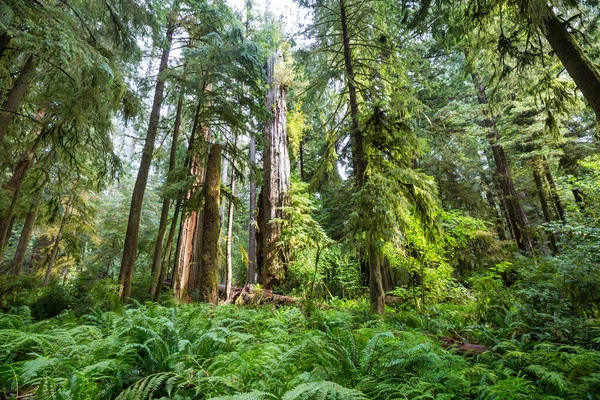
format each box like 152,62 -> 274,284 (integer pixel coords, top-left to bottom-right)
0,55 -> 36,144
533,165 -> 558,255
150,89 -> 184,297
225,136 -> 237,301
482,173 -> 508,241
340,0 -> 383,313
3,215 -> 15,249
154,200 -> 181,302
42,196 -> 72,286
0,32 -> 10,59
191,143 -> 221,304
470,71 -> 533,253
299,140 -> 305,181
542,6 -> 600,121
368,241 -> 385,314
247,135 -> 257,284
543,160 -> 566,223
258,49 -> 290,289
11,197 -> 41,275
119,23 -> 174,301
0,115 -> 46,259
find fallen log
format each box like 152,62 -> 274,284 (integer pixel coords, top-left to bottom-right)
441,337 -> 488,355
218,284 -> 299,306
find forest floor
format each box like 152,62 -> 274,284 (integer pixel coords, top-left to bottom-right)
1,300 -> 599,399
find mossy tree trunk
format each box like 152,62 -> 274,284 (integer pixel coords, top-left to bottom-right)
257,49 -> 290,289
0,55 -> 36,145
190,143 -> 221,304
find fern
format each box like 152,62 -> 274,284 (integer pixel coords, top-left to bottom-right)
281,381 -> 367,400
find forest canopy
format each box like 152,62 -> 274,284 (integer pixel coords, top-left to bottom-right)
1,0 -> 600,399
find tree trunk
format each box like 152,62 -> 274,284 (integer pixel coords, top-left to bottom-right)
470,71 -> 533,253
225,136 -> 237,301
481,172 -> 508,241
247,134 -> 257,284
174,113 -> 211,300
340,0 -> 384,313
542,6 -> 600,121
118,22 -> 174,302
0,55 -> 36,145
543,159 -> 566,223
533,165 -> 558,255
258,48 -> 290,289
154,200 -> 181,302
369,242 -> 385,314
150,89 -> 184,297
11,196 -> 41,275
190,143 -> 221,304
0,114 -> 46,260
42,196 -> 72,286
572,188 -> 585,211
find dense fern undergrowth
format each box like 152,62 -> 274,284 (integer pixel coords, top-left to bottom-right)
1,297 -> 599,400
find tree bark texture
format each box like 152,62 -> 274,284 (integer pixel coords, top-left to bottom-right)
11,195 -> 41,275
471,71 -> 533,253
174,122 -> 211,300
257,49 -> 290,289
190,143 -> 221,304
369,242 -> 385,314
150,89 -> 184,297
543,159 -> 566,223
154,200 -> 181,302
542,6 -> 600,121
42,196 -> 72,286
247,135 -> 257,284
0,111 -> 46,260
533,165 -> 558,255
0,55 -> 36,145
225,137 -> 237,301
118,23 -> 174,301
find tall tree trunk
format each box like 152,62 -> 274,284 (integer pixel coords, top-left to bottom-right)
470,71 -> 533,253
258,48 -> 290,289
150,89 -> 184,297
542,6 -> 600,121
154,200 -> 181,302
118,22 -> 174,301
174,112 -> 211,300
247,134 -> 257,284
543,159 -> 566,223
0,55 -> 36,145
42,196 -> 72,286
340,0 -> 383,313
0,114 -> 46,260
11,195 -> 42,275
190,143 -> 221,304
533,164 -> 558,255
225,136 -> 238,302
